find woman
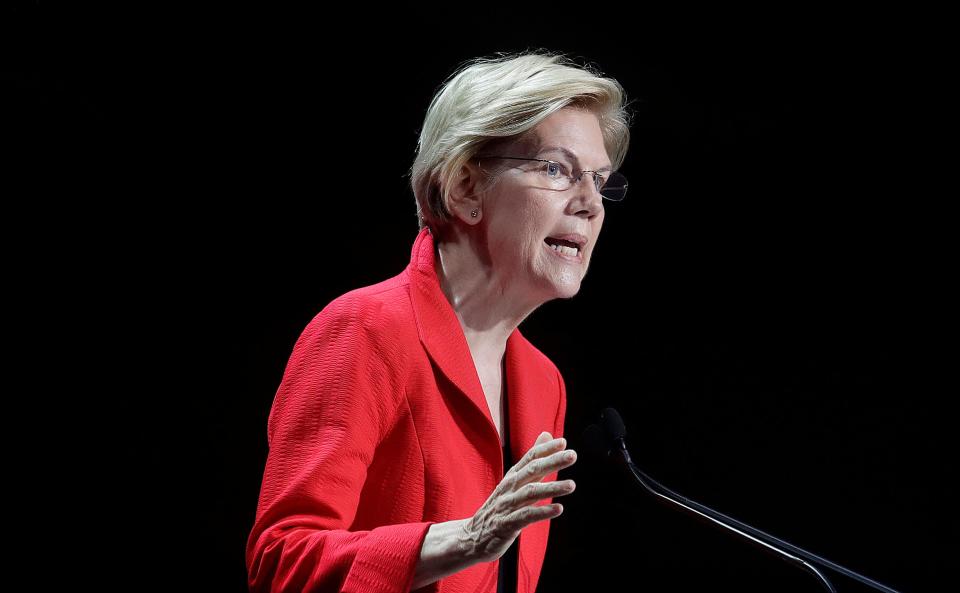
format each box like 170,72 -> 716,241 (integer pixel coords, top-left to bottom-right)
246,50 -> 632,593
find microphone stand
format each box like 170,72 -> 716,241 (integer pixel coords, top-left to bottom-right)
608,437 -> 902,593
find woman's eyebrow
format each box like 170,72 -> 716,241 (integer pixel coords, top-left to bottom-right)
537,146 -> 612,172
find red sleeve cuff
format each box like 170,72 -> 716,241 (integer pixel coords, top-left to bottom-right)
342,521 -> 437,593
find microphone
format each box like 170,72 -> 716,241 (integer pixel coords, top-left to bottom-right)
584,407 -> 902,593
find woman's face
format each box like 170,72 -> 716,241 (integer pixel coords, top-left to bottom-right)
478,106 -> 608,302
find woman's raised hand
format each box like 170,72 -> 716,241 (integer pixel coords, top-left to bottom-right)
458,431 -> 577,563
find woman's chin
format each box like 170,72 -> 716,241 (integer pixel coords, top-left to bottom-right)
550,278 -> 583,300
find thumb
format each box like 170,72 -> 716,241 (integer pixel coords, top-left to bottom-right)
535,431 -> 553,446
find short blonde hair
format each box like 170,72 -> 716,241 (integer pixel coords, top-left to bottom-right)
409,49 -> 634,238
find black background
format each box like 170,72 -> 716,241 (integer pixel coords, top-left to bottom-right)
9,4 -> 952,592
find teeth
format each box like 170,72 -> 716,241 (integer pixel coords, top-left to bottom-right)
550,243 -> 579,257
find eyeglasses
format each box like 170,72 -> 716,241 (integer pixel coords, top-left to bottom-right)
475,155 -> 628,202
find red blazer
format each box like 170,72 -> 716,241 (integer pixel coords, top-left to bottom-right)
246,226 -> 568,593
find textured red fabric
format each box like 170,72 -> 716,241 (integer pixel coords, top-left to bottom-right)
246,226 -> 568,593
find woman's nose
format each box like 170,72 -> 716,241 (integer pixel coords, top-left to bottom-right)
572,172 -> 605,215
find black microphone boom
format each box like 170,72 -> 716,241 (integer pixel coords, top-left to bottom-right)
587,407 -> 902,593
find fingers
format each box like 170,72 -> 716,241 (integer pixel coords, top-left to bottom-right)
501,501 -> 565,531
508,445 -> 576,491
511,432 -> 571,476
503,478 -> 575,509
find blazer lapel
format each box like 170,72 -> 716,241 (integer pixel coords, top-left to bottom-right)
406,227 -> 496,444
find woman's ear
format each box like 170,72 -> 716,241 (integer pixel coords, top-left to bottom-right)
445,161 -> 485,224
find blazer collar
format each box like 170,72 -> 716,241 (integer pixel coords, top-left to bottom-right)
406,226 -> 548,469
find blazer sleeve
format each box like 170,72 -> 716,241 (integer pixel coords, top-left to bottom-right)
246,298 -> 436,593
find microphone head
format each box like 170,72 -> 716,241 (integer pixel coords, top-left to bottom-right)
600,407 -> 627,441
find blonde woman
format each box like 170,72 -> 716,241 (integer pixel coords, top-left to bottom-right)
246,49 -> 632,593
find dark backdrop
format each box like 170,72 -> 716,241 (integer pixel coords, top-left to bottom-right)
11,5 -> 950,592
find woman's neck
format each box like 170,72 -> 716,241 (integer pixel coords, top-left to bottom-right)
433,234 -> 535,364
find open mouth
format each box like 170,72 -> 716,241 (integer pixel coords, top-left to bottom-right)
544,237 -> 581,258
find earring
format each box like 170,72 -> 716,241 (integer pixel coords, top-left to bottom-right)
470,209 -> 479,218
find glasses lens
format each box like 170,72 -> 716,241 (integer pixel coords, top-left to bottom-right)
600,171 -> 628,201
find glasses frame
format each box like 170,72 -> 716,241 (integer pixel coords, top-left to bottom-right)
474,155 -> 628,202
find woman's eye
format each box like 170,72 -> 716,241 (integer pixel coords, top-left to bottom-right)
545,162 -> 566,178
